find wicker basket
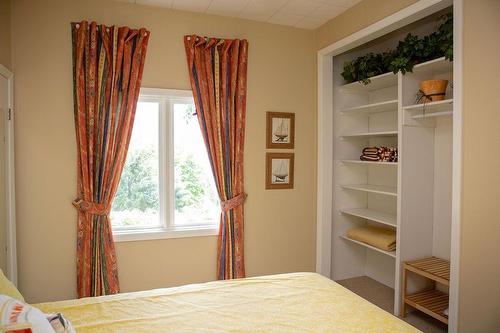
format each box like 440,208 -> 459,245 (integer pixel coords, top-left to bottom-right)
419,80 -> 448,102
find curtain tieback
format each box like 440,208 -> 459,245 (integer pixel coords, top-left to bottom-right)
72,198 -> 110,216
221,193 -> 247,212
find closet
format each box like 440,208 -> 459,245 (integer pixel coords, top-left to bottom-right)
329,7 -> 454,318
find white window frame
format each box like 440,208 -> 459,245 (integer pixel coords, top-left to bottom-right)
113,88 -> 219,242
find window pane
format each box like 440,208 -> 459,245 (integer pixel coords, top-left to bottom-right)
111,101 -> 160,229
173,103 -> 219,227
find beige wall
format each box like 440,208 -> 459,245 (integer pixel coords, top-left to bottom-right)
12,0 -> 317,303
315,0 -> 418,50
0,0 -> 11,69
459,0 -> 500,331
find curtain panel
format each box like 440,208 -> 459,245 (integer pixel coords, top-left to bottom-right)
71,21 -> 150,297
184,35 -> 249,280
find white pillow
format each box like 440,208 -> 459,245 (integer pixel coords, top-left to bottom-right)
0,295 -> 55,333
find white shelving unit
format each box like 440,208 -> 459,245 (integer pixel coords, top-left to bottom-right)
330,10 -> 454,317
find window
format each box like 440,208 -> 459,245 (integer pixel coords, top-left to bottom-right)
111,89 -> 219,241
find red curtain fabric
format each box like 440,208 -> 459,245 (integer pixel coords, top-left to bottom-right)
71,21 -> 150,297
184,35 -> 249,279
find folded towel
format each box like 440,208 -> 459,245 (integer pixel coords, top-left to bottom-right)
360,146 -> 398,162
346,225 -> 396,252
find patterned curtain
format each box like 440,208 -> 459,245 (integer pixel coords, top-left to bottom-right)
184,35 -> 249,280
71,21 -> 150,297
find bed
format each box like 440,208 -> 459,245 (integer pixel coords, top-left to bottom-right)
35,272 -> 420,332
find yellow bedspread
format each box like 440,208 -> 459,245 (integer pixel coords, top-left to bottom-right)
35,273 -> 419,332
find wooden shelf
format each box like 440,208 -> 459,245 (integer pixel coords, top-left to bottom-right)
341,235 -> 396,258
341,160 -> 398,166
404,256 -> 450,286
404,289 -> 449,324
340,72 -> 397,92
412,57 -> 453,74
341,184 -> 397,197
340,208 -> 396,228
340,131 -> 398,139
340,100 -> 398,115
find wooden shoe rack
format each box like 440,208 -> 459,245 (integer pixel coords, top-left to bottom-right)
401,256 -> 450,324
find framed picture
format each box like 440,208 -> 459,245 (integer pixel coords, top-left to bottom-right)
266,153 -> 294,190
266,112 -> 295,149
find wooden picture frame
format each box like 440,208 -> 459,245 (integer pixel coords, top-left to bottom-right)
266,153 -> 294,190
266,112 -> 295,149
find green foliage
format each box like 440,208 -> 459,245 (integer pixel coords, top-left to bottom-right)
341,13 -> 453,84
390,33 -> 423,74
112,148 -> 159,212
436,13 -> 453,61
174,156 -> 206,211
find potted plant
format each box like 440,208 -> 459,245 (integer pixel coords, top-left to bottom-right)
341,13 -> 453,85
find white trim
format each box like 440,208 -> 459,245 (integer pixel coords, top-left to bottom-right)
140,87 -> 193,99
316,0 -> 460,328
0,64 -> 17,285
113,227 -> 219,243
315,50 -> 333,277
448,1 -> 463,331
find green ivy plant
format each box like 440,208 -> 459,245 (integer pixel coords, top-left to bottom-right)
341,13 -> 453,85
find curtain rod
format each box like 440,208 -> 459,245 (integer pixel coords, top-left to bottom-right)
73,22 -> 149,36
186,36 -> 246,42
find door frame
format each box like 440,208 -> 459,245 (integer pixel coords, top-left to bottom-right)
316,0 -> 461,331
0,64 -> 17,286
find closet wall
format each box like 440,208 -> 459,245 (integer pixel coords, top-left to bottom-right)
0,0 -> 12,69
331,10 -> 453,314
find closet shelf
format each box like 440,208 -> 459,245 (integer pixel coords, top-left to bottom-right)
412,56 -> 453,74
341,184 -> 397,197
340,208 -> 396,228
412,111 -> 452,119
340,235 -> 396,258
340,100 -> 398,115
340,72 -> 397,92
341,160 -> 397,166
340,131 -> 398,139
404,98 -> 453,116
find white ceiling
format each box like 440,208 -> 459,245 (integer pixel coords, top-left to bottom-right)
118,0 -> 362,29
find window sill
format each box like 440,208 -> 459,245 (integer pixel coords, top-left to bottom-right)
113,226 -> 219,243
